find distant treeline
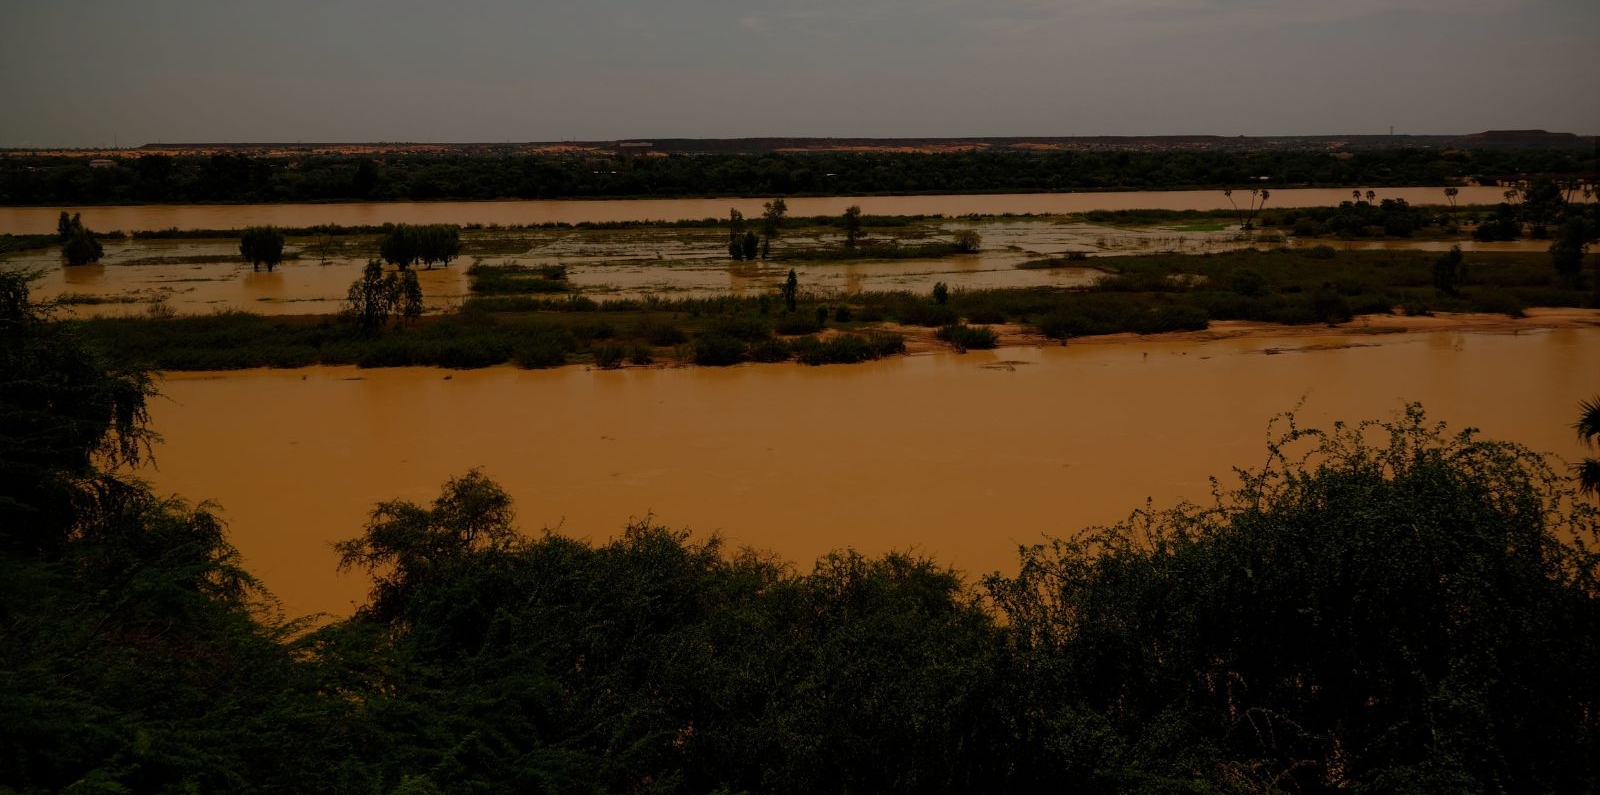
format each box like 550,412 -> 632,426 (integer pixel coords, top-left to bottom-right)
2,146 -> 1593,205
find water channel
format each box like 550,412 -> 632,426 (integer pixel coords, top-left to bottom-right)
144,328 -> 1600,618
1,186 -> 1519,235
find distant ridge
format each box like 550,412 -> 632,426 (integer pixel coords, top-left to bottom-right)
6,132 -> 1591,158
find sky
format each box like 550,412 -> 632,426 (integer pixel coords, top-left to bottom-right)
1,0 -> 1596,147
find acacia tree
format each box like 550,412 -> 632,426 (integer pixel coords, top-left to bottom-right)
239,226 -> 285,272
843,205 -> 863,247
335,469 -> 519,623
761,197 -> 787,259
346,259 -> 400,332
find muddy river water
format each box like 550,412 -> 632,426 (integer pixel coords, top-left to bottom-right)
144,328 -> 1600,618
1,186 -> 1519,235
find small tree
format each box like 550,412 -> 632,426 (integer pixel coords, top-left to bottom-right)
1432,245 -> 1465,296
953,230 -> 981,253
781,268 -> 798,312
56,211 -> 83,241
728,208 -> 746,260
416,225 -> 460,269
57,212 -> 102,265
843,205 -> 863,247
62,229 -> 103,266
761,197 -> 787,259
1549,218 -> 1592,287
239,226 -> 285,273
932,281 -> 949,305
346,259 -> 400,332
399,269 -> 423,324
379,224 -> 419,270
742,231 -> 759,261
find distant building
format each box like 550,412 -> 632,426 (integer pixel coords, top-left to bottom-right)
89,159 -> 116,169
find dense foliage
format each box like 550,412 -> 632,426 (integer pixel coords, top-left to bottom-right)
4,269 -> 1599,792
2,146 -> 1593,205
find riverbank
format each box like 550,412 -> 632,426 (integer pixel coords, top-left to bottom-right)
888,306 -> 1600,355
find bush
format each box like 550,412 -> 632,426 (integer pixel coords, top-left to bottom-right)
592,344 -> 627,369
747,337 -> 793,363
693,333 -> 747,366
633,320 -> 688,346
936,323 -> 999,352
775,313 -> 823,336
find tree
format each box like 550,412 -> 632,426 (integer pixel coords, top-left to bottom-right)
56,211 -> 102,265
239,225 -> 286,273
761,197 -> 788,259
932,281 -> 949,305
61,229 -> 103,266
1432,244 -> 1465,295
0,270 -> 155,553
986,406 -> 1600,791
843,205 -> 863,247
1578,396 -> 1600,497
56,211 -> 83,241
416,224 -> 460,269
1444,186 -> 1459,208
742,231 -> 759,261
346,259 -> 400,332
379,224 -> 419,270
728,208 -> 746,260
335,469 -> 519,623
398,269 -> 423,324
1550,217 -> 1593,287
781,268 -> 798,312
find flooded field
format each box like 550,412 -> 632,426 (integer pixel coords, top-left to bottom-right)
144,327 -> 1600,618
0,186 -> 1520,235
10,218 -> 1250,315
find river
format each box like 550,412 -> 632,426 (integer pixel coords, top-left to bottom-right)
143,327 -> 1600,618
1,186 -> 1519,235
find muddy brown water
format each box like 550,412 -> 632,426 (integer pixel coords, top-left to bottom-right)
143,328 -> 1600,618
1,187 -> 1522,235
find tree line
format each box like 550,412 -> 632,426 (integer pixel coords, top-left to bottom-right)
2,146 -> 1593,205
4,268 -> 1600,792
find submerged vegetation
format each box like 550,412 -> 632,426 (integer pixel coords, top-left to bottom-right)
52,245 -> 1597,372
4,267 -> 1598,791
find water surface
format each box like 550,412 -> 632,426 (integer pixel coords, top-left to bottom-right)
144,328 -> 1600,617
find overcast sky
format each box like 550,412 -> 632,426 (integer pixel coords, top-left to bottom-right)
2,0 -> 1595,147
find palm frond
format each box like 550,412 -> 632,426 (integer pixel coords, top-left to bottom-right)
1577,396 -> 1600,448
1575,458 -> 1600,497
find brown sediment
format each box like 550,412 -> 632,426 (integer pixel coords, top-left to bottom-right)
145,326 -> 1600,619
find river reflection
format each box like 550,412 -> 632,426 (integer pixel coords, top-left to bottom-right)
144,328 -> 1600,618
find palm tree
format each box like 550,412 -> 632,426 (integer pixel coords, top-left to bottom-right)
1577,396 -> 1600,497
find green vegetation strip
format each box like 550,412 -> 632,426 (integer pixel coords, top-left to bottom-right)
61,248 -> 1596,371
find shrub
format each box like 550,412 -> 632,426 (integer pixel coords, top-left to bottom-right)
693,333 -> 747,366
592,344 -> 627,369
936,323 -> 1000,352
775,313 -> 823,336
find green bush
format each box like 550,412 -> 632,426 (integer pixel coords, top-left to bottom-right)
936,323 -> 999,352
